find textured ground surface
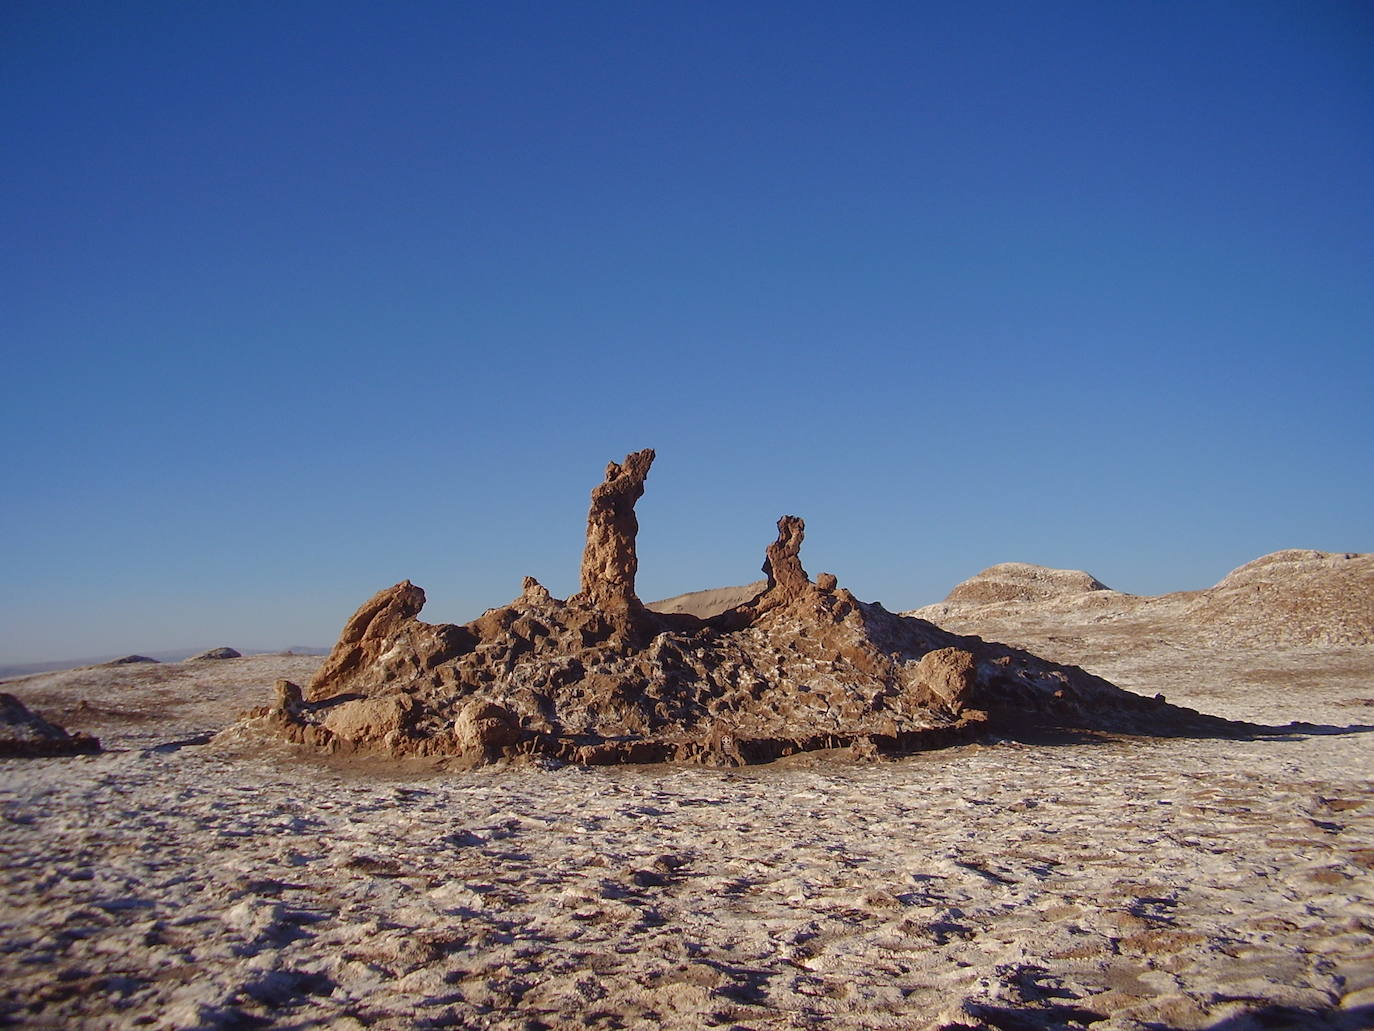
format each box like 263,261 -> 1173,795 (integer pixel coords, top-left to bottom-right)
1,642 -> 1371,1030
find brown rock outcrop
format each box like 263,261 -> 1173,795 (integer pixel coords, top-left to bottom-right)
235,449 -> 1255,766
0,693 -> 100,758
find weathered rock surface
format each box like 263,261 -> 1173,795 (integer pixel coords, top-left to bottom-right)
188,647 -> 242,661
0,693 -> 99,758
106,655 -> 158,666
913,550 -> 1374,649
231,450 -> 1255,766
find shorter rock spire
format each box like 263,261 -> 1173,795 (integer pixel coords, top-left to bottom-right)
762,515 -> 811,598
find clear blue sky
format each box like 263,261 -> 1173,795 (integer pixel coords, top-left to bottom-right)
3,1 -> 1371,662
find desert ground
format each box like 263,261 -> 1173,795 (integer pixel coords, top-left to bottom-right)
2,582 -> 1372,1029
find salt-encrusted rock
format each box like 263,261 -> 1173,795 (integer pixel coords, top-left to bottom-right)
188,647 -> 241,661
232,449 -> 1253,766
0,693 -> 100,758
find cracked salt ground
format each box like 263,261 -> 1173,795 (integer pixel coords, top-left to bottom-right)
2,720 -> 1372,1030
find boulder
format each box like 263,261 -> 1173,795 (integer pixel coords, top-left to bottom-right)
322,695 -> 419,750
911,648 -> 978,709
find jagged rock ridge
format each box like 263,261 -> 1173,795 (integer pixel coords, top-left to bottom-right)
231,450 -> 1251,766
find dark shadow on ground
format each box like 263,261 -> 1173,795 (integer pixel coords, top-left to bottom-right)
958,1001 -> 1373,1031
985,720 -> 1374,750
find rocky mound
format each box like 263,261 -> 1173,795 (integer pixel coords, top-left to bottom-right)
105,655 -> 159,666
0,693 -> 100,758
188,647 -> 242,661
227,450 -> 1249,766
942,563 -> 1115,607
1193,550 -> 1374,646
913,550 -> 1374,648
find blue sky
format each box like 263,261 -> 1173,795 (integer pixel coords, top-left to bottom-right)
3,1 -> 1371,662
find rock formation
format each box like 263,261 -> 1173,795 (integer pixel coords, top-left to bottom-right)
0,693 -> 100,758
188,647 -> 241,661
573,448 -> 655,622
232,450 -> 1254,766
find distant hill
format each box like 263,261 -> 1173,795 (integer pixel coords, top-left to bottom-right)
0,645 -> 330,681
910,549 -> 1373,650
647,581 -> 767,619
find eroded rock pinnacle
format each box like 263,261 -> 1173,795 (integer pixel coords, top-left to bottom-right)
575,448 -> 655,618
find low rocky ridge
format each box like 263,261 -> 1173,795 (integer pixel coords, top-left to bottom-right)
224,450 -> 1254,767
0,693 -> 99,758
912,550 -> 1374,650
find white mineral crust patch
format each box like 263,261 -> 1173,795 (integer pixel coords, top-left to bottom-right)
1,647 -> 1371,1029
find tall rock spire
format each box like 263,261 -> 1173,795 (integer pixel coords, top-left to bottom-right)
576,448 -> 655,615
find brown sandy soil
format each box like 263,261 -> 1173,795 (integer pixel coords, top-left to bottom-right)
1,642 -> 1371,1029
